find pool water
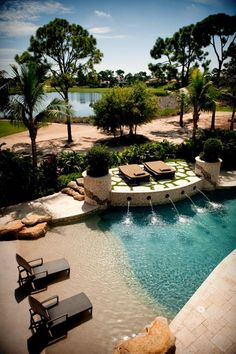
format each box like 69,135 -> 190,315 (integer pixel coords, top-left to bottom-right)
99,189 -> 236,318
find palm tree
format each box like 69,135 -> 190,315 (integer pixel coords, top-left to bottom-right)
7,63 -> 68,184
188,68 -> 213,139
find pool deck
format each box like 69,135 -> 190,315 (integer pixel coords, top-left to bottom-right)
0,170 -> 236,353
170,250 -> 236,354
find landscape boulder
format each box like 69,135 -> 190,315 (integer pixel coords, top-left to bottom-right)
17,222 -> 48,239
21,213 -> 52,226
0,220 -> 24,237
113,317 -> 176,354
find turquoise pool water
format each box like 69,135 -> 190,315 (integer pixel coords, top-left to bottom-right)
99,189 -> 236,318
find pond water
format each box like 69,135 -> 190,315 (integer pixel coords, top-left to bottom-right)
42,92 -> 102,117
4,92 -> 102,118
99,189 -> 236,318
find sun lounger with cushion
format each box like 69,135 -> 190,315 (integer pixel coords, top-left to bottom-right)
119,164 -> 150,182
16,253 -> 70,290
144,161 -> 175,179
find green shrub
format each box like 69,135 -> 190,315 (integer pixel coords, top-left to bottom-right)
85,145 -> 112,177
57,172 -> 82,188
200,138 -> 223,162
57,151 -> 86,174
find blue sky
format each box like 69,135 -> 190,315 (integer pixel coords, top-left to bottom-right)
0,0 -> 235,75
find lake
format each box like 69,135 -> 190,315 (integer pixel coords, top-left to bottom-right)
43,92 -> 102,117
0,92 -> 102,118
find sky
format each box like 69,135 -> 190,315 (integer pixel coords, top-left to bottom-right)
0,0 -> 235,76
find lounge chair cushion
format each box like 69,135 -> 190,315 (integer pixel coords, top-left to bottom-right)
119,164 -> 150,181
144,161 -> 175,179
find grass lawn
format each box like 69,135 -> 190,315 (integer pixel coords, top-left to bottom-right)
0,120 -> 27,138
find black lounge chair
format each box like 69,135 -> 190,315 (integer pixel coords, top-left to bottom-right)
119,164 -> 150,183
144,161 -> 176,180
16,253 -> 70,291
28,293 -> 92,341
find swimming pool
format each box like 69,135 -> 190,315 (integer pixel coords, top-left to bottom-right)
99,189 -> 236,318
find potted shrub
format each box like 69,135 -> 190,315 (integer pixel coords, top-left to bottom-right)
83,145 -> 112,207
195,138 -> 223,190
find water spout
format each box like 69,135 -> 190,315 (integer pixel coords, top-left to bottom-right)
196,188 -> 223,210
148,197 -> 159,225
122,199 -> 133,225
185,191 -> 205,213
196,188 -> 211,202
167,195 -> 189,223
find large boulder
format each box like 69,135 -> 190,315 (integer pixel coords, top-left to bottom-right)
0,220 -> 24,238
113,317 -> 176,354
21,213 -> 52,226
17,222 -> 48,239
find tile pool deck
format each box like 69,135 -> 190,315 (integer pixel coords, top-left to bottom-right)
0,168 -> 236,353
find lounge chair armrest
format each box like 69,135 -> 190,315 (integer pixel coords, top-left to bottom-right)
46,313 -> 68,327
42,295 -> 59,308
28,257 -> 43,267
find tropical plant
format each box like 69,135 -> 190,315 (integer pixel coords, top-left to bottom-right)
0,70 -> 10,115
188,68 -> 213,139
6,63 -> 67,185
16,18 -> 103,142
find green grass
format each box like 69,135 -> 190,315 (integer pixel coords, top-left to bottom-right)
216,105 -> 233,112
0,120 -> 27,138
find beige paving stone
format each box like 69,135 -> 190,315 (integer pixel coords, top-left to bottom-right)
174,327 -> 196,347
225,343 -> 236,354
203,317 -> 228,335
193,333 -> 220,353
211,331 -> 234,352
183,312 -> 205,331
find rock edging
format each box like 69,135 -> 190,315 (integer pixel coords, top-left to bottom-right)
61,178 -> 85,201
0,213 -> 52,240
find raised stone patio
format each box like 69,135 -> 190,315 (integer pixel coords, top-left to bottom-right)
110,161 -> 204,206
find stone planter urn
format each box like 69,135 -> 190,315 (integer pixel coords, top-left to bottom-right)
195,156 -> 222,190
83,172 -> 112,208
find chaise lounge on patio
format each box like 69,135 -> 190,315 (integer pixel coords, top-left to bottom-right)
119,164 -> 150,183
16,253 -> 70,291
144,161 -> 176,180
28,292 -> 93,342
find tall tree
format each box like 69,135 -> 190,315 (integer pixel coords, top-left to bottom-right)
6,63 -> 67,185
194,13 -> 236,86
221,45 -> 236,130
17,18 -> 103,142
188,68 -> 213,139
150,25 -> 208,87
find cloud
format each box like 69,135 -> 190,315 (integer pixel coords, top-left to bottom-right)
0,1 -> 71,38
94,10 -> 111,18
89,27 -> 111,34
95,34 -> 128,39
0,0 -> 71,21
0,20 -> 38,37
192,0 -> 221,5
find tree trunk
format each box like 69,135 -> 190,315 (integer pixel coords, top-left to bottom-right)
192,108 -> 199,140
29,126 -> 38,193
65,92 -> 73,143
210,104 -> 216,130
129,124 -> 134,136
230,105 -> 235,130
179,96 -> 184,128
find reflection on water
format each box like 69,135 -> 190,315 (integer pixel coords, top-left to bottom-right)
7,92 -> 102,118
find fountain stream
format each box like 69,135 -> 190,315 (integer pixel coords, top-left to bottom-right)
196,188 -> 211,202
168,197 -> 180,216
148,199 -> 158,224
122,200 -> 133,225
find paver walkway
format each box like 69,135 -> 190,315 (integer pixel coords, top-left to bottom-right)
170,250 -> 236,354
